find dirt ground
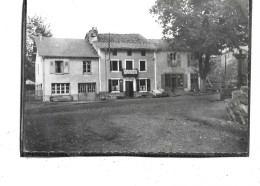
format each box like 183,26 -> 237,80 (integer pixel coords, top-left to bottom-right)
22,94 -> 249,155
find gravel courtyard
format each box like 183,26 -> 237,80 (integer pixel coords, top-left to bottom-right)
22,94 -> 249,156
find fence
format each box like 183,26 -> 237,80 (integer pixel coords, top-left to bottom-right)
25,90 -> 43,103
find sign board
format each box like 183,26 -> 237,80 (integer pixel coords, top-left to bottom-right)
122,69 -> 138,77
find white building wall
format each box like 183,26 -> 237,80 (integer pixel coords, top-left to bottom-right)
42,57 -> 99,101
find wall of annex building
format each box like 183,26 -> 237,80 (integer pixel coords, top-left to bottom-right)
156,51 -> 198,92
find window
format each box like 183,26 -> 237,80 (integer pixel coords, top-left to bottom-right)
50,61 -> 68,74
167,52 -> 181,67
111,60 -> 119,71
55,61 -> 63,73
125,60 -> 133,70
51,83 -> 70,94
141,50 -> 146,56
112,50 -> 117,56
139,79 -> 147,91
139,60 -> 146,72
165,74 -> 183,88
112,79 -> 119,91
127,50 -> 132,56
83,61 -> 91,74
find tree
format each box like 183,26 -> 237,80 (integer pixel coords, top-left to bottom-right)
150,0 -> 249,90
25,15 -> 52,81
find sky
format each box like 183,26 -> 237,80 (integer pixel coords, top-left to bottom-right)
27,0 -> 163,39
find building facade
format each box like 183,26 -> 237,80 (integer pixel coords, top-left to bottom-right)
86,28 -> 157,98
149,39 -> 200,95
35,37 -> 99,101
34,28 -> 201,101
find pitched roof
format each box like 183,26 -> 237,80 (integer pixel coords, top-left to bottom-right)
148,39 -> 190,51
95,33 -> 156,50
35,37 -> 99,58
148,39 -> 171,51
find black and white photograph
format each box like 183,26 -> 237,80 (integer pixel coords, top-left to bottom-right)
21,0 -> 250,157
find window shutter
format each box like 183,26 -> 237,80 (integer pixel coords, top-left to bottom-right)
177,53 -> 181,67
50,61 -> 54,74
167,53 -> 171,67
147,79 -> 151,91
119,79 -> 123,92
64,61 -> 69,74
184,74 -> 188,88
119,60 -> 122,71
108,79 -> 112,92
136,79 -> 139,92
161,74 -> 165,89
110,60 -> 112,71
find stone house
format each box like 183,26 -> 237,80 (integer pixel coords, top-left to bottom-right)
34,36 -> 99,101
85,27 -> 157,98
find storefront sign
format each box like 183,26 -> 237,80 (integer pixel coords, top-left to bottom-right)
122,69 -> 138,77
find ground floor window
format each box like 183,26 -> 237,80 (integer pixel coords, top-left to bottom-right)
137,79 -> 150,92
78,83 -> 96,93
51,83 -> 70,94
139,79 -> 147,91
165,74 -> 184,88
112,79 -> 119,91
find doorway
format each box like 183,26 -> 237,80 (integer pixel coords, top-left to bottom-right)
125,81 -> 134,97
190,74 -> 199,91
78,83 -> 96,101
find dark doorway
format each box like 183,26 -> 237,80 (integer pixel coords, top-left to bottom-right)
191,74 -> 199,91
125,81 -> 134,97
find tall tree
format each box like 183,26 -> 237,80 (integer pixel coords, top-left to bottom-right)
25,15 -> 52,81
150,0 -> 249,89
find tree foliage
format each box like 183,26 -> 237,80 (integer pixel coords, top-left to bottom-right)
25,15 -> 52,81
150,0 -> 249,82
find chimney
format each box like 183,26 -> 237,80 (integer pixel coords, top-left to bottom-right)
88,27 -> 98,44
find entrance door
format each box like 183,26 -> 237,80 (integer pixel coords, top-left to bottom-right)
190,74 -> 199,91
78,83 -> 96,101
125,81 -> 134,97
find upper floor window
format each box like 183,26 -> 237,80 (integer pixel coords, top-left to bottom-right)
127,50 -> 132,56
139,60 -> 146,72
110,60 -> 122,72
55,61 -> 63,73
112,49 -> 117,56
167,52 -> 181,67
50,61 -> 69,74
125,60 -> 134,70
141,50 -> 146,56
83,61 -> 91,74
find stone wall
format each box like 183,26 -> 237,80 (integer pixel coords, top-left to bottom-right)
226,86 -> 248,125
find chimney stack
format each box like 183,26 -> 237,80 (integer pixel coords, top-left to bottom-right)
88,27 -> 98,44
